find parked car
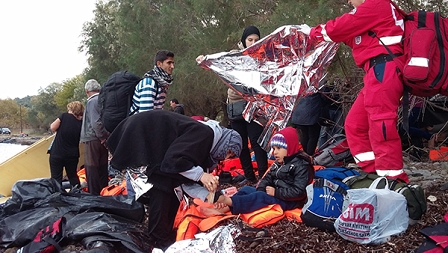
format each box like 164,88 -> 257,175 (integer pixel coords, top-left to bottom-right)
1,128 -> 11,134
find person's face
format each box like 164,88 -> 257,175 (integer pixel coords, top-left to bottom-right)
348,0 -> 364,8
170,100 -> 176,108
156,57 -> 175,75
245,34 -> 260,48
272,146 -> 288,164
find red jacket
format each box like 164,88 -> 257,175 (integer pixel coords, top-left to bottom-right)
310,0 -> 404,68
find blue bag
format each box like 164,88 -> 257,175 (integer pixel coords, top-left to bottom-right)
301,167 -> 360,231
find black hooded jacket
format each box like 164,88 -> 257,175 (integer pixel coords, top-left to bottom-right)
107,110 -> 214,192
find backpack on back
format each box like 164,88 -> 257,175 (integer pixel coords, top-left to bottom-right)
400,9 -> 448,97
301,167 -> 360,231
98,71 -> 141,133
379,4 -> 448,97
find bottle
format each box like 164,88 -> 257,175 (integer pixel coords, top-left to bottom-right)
221,186 -> 238,197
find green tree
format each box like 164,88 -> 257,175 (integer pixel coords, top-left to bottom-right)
0,99 -> 28,130
80,0 -> 123,83
14,96 -> 33,108
54,74 -> 87,111
84,0 -> 445,124
27,83 -> 63,131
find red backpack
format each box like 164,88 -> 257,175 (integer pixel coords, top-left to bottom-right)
375,3 -> 448,97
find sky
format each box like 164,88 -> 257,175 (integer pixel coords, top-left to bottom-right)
0,1 -> 97,99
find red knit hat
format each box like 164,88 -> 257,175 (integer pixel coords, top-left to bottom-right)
270,127 -> 301,156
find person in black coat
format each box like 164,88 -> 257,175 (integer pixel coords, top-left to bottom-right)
291,92 -> 324,155
106,110 -> 242,250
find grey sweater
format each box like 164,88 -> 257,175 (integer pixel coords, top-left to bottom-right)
80,93 -> 109,142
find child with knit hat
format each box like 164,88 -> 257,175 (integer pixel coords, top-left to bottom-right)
200,127 -> 315,216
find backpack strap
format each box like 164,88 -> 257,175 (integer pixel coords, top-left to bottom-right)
128,93 -> 136,116
314,178 -> 348,194
402,90 -> 410,133
343,171 -> 369,187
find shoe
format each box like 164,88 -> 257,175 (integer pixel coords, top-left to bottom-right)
219,171 -> 233,184
232,175 -> 246,184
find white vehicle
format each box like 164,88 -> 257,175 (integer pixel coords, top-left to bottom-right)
1,128 -> 11,134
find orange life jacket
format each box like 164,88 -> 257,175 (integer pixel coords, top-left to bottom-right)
429,146 -> 448,161
284,208 -> 303,223
240,204 -> 285,228
100,179 -> 127,196
77,168 -> 88,192
174,200 -> 288,240
174,202 -> 205,241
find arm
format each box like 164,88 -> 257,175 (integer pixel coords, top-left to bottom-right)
130,78 -> 157,113
50,118 -> 61,132
88,99 -> 109,140
256,165 -> 275,192
310,0 -> 383,43
179,165 -> 204,181
179,166 -> 219,192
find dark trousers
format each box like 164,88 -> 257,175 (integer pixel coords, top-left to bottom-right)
230,186 -> 296,214
49,156 -> 80,187
84,140 -> 109,195
147,187 -> 180,250
297,124 -> 321,156
319,108 -> 344,148
230,119 -> 268,181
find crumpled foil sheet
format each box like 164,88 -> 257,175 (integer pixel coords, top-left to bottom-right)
154,224 -> 241,253
126,166 -> 153,200
199,25 -> 339,150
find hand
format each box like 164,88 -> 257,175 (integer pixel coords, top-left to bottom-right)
200,173 -> 219,192
214,202 -> 227,209
196,55 -> 205,63
266,186 -> 275,196
298,24 -> 311,36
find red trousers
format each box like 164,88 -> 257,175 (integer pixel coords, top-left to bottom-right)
345,61 -> 409,183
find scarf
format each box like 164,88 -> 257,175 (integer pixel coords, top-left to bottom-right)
144,66 -> 173,91
202,120 -> 242,164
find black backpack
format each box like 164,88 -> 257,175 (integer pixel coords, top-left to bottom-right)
98,71 -> 141,133
313,134 -> 354,167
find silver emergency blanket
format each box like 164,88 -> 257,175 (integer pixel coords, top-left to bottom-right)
126,166 -> 153,200
198,25 -> 339,149
152,224 -> 241,253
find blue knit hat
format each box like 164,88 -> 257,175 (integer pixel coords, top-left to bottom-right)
270,133 -> 287,150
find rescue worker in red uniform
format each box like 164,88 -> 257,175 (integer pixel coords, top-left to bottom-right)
301,0 -> 409,182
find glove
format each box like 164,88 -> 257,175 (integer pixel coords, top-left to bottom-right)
298,24 -> 311,36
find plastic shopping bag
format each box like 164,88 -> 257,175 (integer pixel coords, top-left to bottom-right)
334,177 -> 408,244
